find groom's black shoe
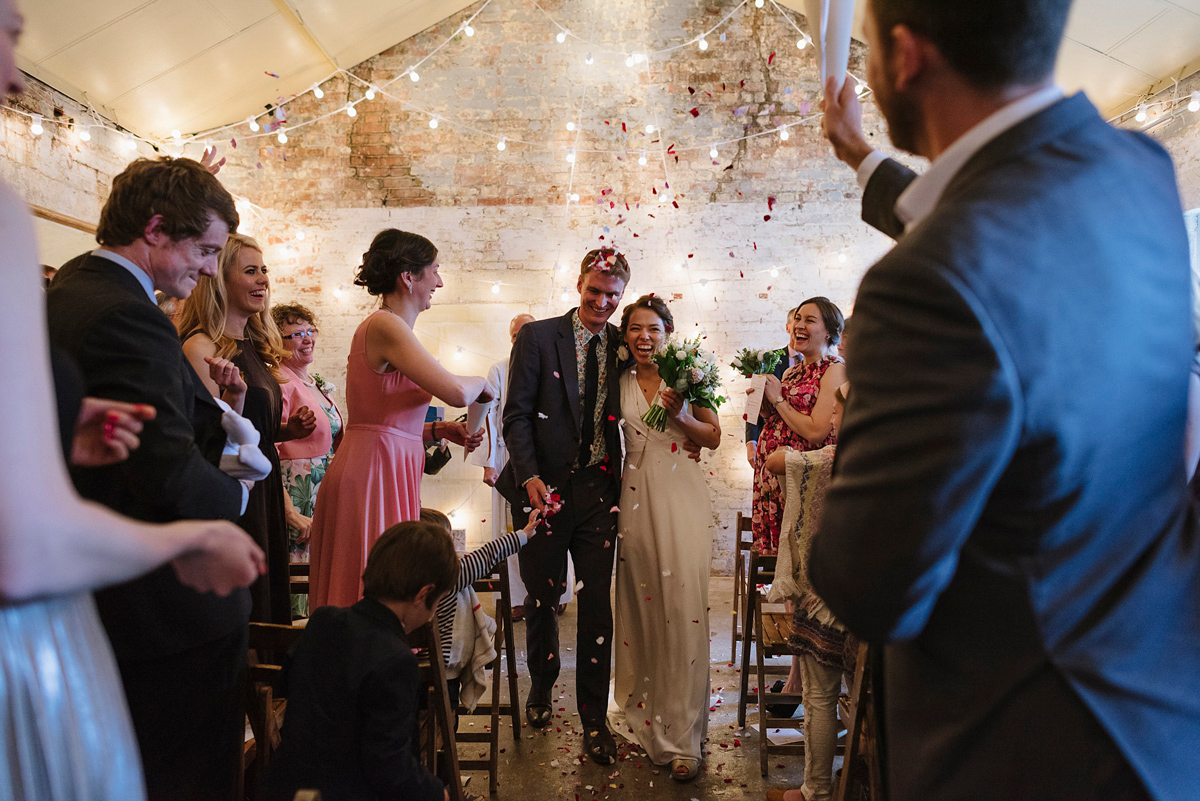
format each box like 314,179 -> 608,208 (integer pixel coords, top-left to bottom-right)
582,725 -> 617,765
525,687 -> 553,729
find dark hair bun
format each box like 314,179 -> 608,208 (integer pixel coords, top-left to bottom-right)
354,229 -> 438,296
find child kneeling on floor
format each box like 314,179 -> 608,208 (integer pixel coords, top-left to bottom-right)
268,520 -> 458,801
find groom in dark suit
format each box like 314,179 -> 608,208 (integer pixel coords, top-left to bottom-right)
806,1 -> 1200,800
498,249 -> 627,764
46,157 -> 251,801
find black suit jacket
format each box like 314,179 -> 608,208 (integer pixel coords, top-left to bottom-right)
744,346 -> 790,444
46,253 -> 249,661
810,94 -> 1200,800
497,309 -> 621,502
268,599 -> 444,801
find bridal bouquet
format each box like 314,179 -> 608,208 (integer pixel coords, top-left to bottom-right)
641,335 -> 726,431
730,348 -> 782,378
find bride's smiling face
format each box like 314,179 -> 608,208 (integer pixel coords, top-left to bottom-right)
624,307 -> 667,366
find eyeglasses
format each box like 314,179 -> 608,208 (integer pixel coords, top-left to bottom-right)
282,330 -> 318,340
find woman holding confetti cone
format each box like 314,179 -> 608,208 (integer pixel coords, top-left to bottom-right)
607,295 -> 721,782
307,230 -> 489,609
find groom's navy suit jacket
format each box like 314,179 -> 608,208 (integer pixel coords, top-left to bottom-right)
497,309 -> 622,501
810,94 -> 1200,800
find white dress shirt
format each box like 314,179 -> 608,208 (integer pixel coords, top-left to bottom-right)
856,85 -> 1065,231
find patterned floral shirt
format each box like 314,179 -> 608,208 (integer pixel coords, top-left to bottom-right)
572,310 -> 609,468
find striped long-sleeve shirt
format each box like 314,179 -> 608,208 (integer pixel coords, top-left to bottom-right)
436,530 -> 526,668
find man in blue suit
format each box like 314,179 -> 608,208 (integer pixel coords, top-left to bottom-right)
808,1 -> 1200,800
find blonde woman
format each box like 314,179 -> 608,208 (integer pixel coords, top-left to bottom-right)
178,233 -> 316,623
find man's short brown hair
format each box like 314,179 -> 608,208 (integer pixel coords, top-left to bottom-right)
579,248 -> 631,284
362,521 -> 458,608
96,157 -> 239,247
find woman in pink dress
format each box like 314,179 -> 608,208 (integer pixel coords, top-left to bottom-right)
308,230 -> 490,608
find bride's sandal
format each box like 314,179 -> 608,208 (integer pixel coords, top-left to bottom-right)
670,758 -> 700,782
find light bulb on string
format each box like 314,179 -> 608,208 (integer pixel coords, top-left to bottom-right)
491,281 -> 501,295
569,192 -> 580,203
277,128 -> 288,144
638,152 -> 647,166
837,252 -> 848,263
585,52 -> 593,65
332,287 -> 345,301
556,31 -> 567,43
453,347 -> 464,361
566,121 -> 576,131
170,129 -> 182,143
779,127 -> 790,141
29,114 -> 42,135
1135,104 -> 1148,123
311,83 -> 324,99
674,262 -> 684,272
247,116 -> 260,132
78,125 -> 91,142
625,55 -> 635,67
296,230 -> 306,241
561,290 -> 570,301
122,135 -> 137,151
409,70 -> 420,82
556,262 -> 567,273
429,116 -> 439,129
566,148 -> 576,164
659,193 -> 670,203
770,267 -> 779,278
365,85 -> 377,100
698,37 -> 708,51
633,53 -> 645,63
645,124 -> 655,133
797,37 -> 809,50
345,103 -> 357,117
1189,92 -> 1200,113
497,136 -> 507,151
854,81 -> 866,96
709,144 -> 719,159
463,24 -> 475,36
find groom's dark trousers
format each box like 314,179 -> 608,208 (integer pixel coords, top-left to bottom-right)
497,309 -> 621,728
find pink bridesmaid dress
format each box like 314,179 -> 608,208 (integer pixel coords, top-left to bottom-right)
308,311 -> 432,607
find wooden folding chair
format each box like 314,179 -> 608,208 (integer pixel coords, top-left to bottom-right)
455,567 -> 520,794
833,641 -> 885,801
289,561 -> 309,594
409,621 -> 466,801
736,550 -> 808,777
730,511 -> 755,663
244,622 -> 307,798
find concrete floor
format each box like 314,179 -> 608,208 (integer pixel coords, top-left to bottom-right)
460,576 -> 810,800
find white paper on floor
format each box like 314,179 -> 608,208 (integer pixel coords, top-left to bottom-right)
748,722 -> 805,745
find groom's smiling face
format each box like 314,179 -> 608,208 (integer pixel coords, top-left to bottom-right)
576,271 -> 626,333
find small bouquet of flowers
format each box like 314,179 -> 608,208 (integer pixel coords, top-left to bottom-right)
729,348 -> 782,378
642,335 -> 726,431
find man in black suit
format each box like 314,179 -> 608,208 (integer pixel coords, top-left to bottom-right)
46,157 -> 251,801
805,1 -> 1200,800
498,249 -> 626,764
743,308 -> 796,468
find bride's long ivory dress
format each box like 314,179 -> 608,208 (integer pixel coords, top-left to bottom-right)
608,368 -> 713,764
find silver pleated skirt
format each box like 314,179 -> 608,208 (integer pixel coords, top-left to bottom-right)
0,592 -> 145,800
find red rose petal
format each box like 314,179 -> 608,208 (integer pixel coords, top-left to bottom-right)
689,108 -> 699,117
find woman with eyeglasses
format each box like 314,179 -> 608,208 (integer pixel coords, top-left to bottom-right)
273,303 -> 344,618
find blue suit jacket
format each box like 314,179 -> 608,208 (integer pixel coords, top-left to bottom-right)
810,94 -> 1200,800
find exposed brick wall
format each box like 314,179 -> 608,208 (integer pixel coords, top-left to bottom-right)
6,1 -> 1200,572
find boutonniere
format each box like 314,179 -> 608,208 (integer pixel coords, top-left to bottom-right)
617,344 -> 630,362
313,373 -> 336,397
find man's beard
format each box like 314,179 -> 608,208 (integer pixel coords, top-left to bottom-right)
879,83 -> 923,156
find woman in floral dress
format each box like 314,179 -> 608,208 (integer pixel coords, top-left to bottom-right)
274,304 -> 343,617
752,296 -> 847,555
